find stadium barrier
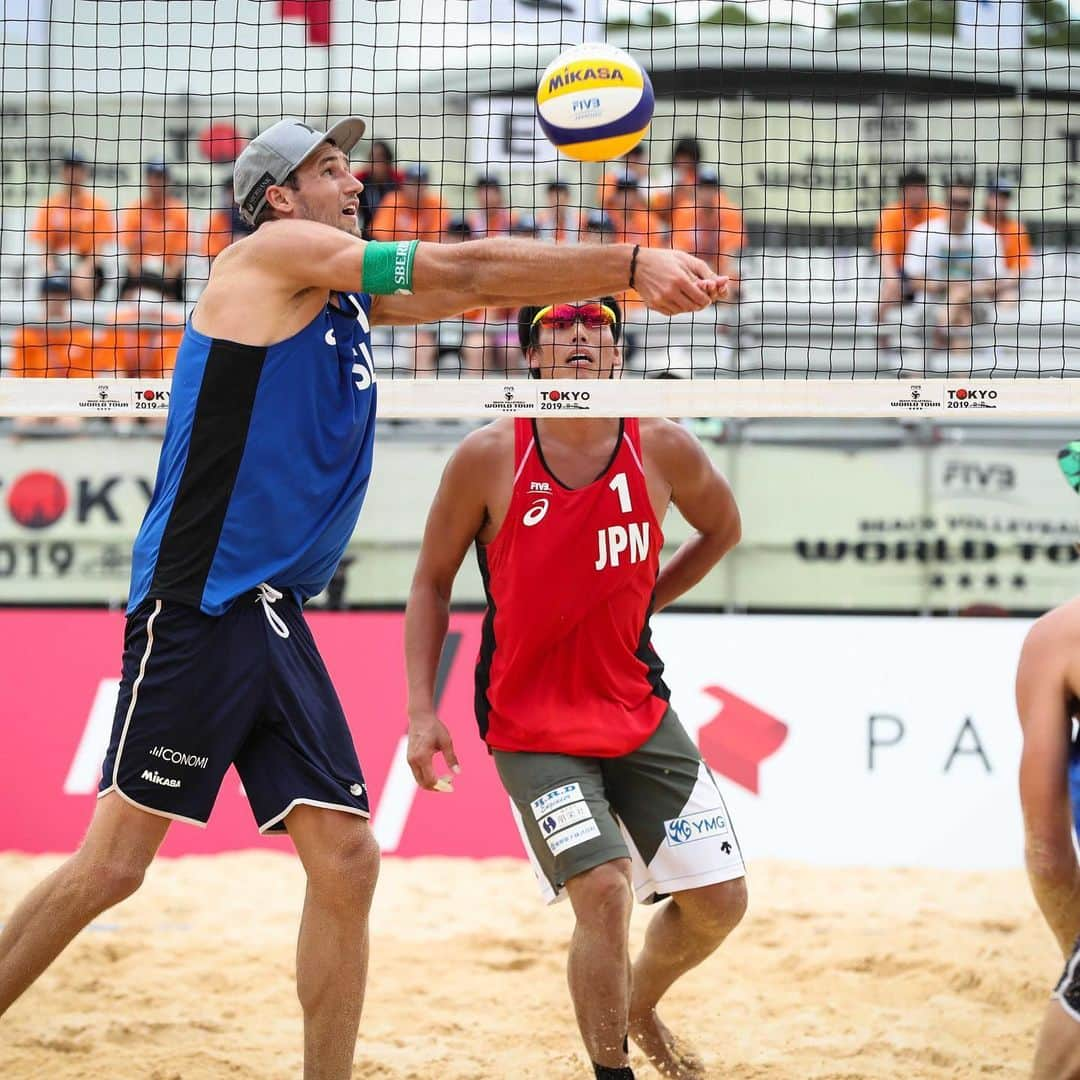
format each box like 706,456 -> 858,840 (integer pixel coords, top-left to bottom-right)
1,610 -> 1026,869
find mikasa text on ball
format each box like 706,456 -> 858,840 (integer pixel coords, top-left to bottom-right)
536,43 -> 654,163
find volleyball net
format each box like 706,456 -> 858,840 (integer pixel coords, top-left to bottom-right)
1,0 -> 1078,419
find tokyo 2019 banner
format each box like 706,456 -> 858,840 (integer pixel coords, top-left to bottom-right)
0,611 -> 1027,869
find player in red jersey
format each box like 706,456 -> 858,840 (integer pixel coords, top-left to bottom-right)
404,298 -> 746,1080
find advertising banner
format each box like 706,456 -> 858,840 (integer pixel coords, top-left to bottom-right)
0,610 -> 1030,869
2,435 -> 1077,610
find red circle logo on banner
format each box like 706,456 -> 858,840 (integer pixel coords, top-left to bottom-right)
7,471 -> 69,529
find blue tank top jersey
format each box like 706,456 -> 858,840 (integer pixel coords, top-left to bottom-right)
1070,722 -> 1080,839
128,292 -> 377,616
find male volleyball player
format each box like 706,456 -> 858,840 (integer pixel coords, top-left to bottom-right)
405,298 -> 746,1080
1017,599 -> 1080,1078
0,118 -> 726,1080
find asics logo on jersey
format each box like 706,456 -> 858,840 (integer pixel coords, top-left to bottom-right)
523,498 -> 549,526
595,522 -> 650,571
325,328 -> 337,346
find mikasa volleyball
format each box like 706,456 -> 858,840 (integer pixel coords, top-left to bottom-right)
536,43 -> 655,162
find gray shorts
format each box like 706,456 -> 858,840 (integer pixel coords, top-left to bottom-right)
493,709 -> 746,905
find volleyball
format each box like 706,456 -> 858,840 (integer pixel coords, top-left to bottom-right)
536,43 -> 654,163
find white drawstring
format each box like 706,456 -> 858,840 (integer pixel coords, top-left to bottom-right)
255,583 -> 290,639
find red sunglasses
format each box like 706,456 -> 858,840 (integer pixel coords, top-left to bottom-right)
531,302 -> 617,331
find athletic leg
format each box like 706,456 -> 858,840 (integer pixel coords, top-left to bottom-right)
1034,1002 -> 1080,1079
287,804 -> 380,1080
0,792 -> 169,1015
629,878 -> 747,1079
564,859 -> 635,1071
605,710 -> 748,1079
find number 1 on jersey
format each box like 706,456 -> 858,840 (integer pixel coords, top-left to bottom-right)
609,471 -> 632,514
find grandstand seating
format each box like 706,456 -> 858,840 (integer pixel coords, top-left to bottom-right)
3,196 -> 1079,380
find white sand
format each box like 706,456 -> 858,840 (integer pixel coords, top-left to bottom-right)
0,855 -> 1058,1079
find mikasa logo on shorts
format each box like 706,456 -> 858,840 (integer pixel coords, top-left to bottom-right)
141,770 -> 181,789
150,746 -> 209,769
664,809 -> 730,847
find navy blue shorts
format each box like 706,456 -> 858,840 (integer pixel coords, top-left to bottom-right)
98,589 -> 368,832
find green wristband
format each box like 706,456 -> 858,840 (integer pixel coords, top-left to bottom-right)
362,239 -> 418,295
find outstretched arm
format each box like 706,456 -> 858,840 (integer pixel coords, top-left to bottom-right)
649,423 -> 740,612
239,223 -> 721,322
404,434 -> 491,790
1017,619 -> 1080,955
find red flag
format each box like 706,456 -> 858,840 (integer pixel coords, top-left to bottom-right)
276,0 -> 332,46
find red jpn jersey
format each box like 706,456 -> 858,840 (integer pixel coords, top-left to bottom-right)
475,417 -> 670,757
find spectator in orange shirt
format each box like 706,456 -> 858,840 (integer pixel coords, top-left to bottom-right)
29,150 -> 113,300
93,283 -> 185,379
467,173 -> 513,238
356,139 -> 404,237
579,210 -> 643,361
536,179 -> 579,244
874,169 -> 943,325
981,178 -> 1032,303
443,218 -> 487,376
606,171 -> 658,250
7,276 -> 94,377
118,159 -> 190,301
651,137 -> 702,230
369,164 -> 448,374
670,168 -> 745,298
205,177 -> 254,261
368,163 -> 448,243
598,143 -> 650,214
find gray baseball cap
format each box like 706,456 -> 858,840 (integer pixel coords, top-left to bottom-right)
234,116 -> 367,225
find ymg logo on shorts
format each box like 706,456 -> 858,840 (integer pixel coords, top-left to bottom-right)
664,809 -> 730,847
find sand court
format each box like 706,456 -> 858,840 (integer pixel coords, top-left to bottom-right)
0,854 -> 1056,1079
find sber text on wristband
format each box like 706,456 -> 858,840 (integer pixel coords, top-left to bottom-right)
362,239 -> 418,295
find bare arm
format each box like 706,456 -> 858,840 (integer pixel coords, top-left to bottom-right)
404,433 -> 492,789
372,238 -> 725,324
219,223 -> 723,339
1016,618 -> 1080,955
649,423 -> 741,612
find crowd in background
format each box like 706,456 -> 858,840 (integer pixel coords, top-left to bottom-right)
873,167 -> 1033,350
3,134 -> 1037,380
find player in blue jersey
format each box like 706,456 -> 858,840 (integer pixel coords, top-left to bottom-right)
0,117 -> 726,1079
1017,600 -> 1080,1078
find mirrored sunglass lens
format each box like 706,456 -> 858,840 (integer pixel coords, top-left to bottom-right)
540,305 -> 612,328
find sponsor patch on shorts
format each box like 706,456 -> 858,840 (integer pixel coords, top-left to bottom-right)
664,809 -> 731,847
546,819 -> 602,856
538,800 -> 593,837
530,782 -> 584,820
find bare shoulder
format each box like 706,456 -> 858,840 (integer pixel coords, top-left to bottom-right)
638,416 -> 705,468
200,229 -> 276,290
1024,597 -> 1080,655
446,420 -> 515,474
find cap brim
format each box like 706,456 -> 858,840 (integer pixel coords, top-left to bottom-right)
321,117 -> 367,159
